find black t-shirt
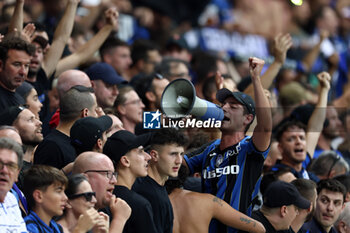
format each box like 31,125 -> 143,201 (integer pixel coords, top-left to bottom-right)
34,129 -> 76,169
252,210 -> 293,233
0,85 -> 25,111
132,176 -> 173,233
105,185 -> 158,233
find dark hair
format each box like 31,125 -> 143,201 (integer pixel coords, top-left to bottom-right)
150,128 -> 187,148
260,167 -> 294,195
23,165 -> 68,210
131,39 -> 158,66
275,120 -> 306,142
159,57 -> 189,79
65,174 -> 88,198
60,85 -> 95,122
0,36 -> 35,64
334,174 -> 350,193
317,179 -> 347,202
100,36 -> 129,60
291,179 -> 317,201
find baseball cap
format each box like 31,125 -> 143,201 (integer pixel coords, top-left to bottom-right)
103,130 -> 152,162
263,181 -> 310,209
166,34 -> 189,51
85,62 -> 127,85
0,106 -> 26,126
216,88 -> 255,116
70,116 -> 113,151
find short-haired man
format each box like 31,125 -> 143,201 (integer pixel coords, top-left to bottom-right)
0,36 -> 35,110
72,151 -> 131,233
86,62 -> 126,109
301,179 -> 346,233
23,165 -> 68,232
0,137 -> 27,232
290,178 -> 317,233
252,180 -> 310,233
184,58 -> 271,233
100,37 -> 132,81
103,130 -> 157,233
133,128 -> 186,233
70,115 -> 113,155
34,85 -> 98,169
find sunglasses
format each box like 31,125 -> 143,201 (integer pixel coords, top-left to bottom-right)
68,192 -> 96,202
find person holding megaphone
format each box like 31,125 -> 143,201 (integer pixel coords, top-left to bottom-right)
183,57 -> 272,233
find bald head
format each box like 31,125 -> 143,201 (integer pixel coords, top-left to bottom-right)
0,126 -> 22,145
72,151 -> 111,174
57,70 -> 92,98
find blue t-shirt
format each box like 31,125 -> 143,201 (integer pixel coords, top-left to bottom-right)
24,211 -> 63,233
185,136 -> 269,233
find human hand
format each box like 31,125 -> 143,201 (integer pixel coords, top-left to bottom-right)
272,33 -> 293,64
249,57 -> 265,79
92,212 -> 110,233
317,71 -> 331,90
76,208 -> 101,232
105,7 -> 119,29
109,195 -> 131,222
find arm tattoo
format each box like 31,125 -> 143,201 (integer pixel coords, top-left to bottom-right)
240,217 -> 256,227
212,197 -> 223,206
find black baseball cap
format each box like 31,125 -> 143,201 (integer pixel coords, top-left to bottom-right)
0,106 -> 26,126
216,88 -> 255,116
70,116 -> 112,151
263,181 -> 310,209
85,62 -> 127,85
103,130 -> 152,162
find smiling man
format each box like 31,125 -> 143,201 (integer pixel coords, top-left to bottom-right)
133,128 -> 186,233
0,36 -> 35,111
301,179 -> 346,233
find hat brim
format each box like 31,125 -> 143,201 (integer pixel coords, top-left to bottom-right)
96,115 -> 113,132
216,88 -> 245,106
128,133 -> 153,151
294,196 -> 311,209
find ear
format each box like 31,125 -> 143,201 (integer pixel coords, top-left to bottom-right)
33,189 -> 43,204
81,108 -> 89,118
145,91 -> 156,103
96,138 -> 103,150
328,169 -> 336,179
120,155 -> 130,167
91,80 -> 96,88
117,105 -> 126,116
149,149 -> 158,162
244,114 -> 254,126
280,205 -> 287,217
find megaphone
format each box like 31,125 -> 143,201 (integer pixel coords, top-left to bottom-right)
161,78 -> 224,121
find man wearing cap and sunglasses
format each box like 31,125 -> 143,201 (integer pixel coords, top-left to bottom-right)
252,180 -> 311,233
103,130 -> 158,233
184,57 -> 272,233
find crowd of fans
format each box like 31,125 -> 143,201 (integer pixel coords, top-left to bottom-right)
1,0 -> 350,232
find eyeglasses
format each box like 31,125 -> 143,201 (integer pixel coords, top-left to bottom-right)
327,154 -> 341,178
0,160 -> 19,172
84,170 -> 117,181
68,192 -> 96,202
123,99 -> 143,106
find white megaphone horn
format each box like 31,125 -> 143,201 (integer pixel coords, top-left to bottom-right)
160,78 -> 224,121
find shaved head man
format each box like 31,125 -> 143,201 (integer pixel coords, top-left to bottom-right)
57,70 -> 92,98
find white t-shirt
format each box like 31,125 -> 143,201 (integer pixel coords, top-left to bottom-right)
0,192 -> 27,233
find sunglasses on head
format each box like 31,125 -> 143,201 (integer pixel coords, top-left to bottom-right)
68,192 -> 96,202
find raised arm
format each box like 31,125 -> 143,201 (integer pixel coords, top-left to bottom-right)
55,7 -> 118,77
250,57 -> 272,151
8,0 -> 24,34
306,71 -> 331,158
210,195 -> 265,233
41,0 -> 80,77
244,33 -> 292,97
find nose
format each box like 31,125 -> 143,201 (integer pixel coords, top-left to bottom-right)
19,65 -> 27,75
113,86 -> 119,96
175,154 -> 182,165
144,152 -> 151,161
91,195 -> 97,204
110,173 -> 117,184
63,193 -> 68,202
36,119 -> 43,127
327,202 -> 335,212
140,100 -> 145,109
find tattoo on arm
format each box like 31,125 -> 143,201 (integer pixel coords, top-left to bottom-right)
240,217 -> 256,227
212,197 -> 223,206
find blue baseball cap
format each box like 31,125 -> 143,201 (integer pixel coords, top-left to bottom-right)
85,62 -> 127,85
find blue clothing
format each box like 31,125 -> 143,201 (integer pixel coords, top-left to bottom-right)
24,211 -> 63,233
185,136 -> 269,233
271,160 -> 320,183
300,217 -> 338,233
